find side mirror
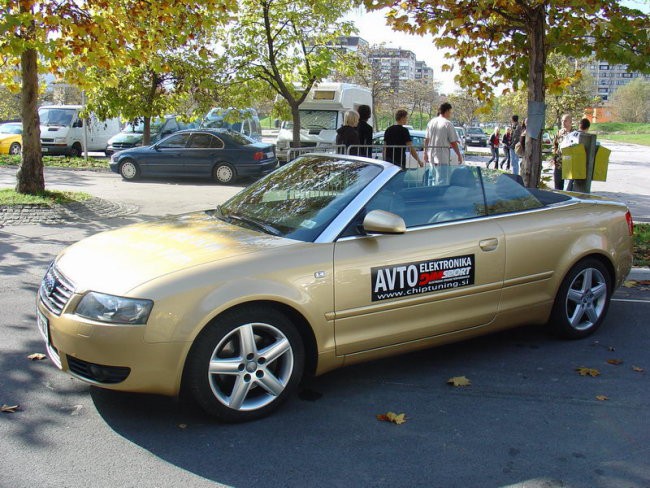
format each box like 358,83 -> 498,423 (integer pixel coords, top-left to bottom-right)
363,210 -> 406,235
72,119 -> 83,128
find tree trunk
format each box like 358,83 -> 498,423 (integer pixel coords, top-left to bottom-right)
15,47 -> 44,194
290,102 -> 301,149
521,7 -> 547,188
142,117 -> 151,146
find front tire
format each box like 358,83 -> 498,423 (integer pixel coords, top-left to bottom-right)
213,162 -> 236,184
68,143 -> 82,158
119,159 -> 140,180
186,306 -> 304,422
9,142 -> 21,155
549,258 -> 612,339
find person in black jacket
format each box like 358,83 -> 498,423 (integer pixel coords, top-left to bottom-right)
356,104 -> 373,158
336,110 -> 360,155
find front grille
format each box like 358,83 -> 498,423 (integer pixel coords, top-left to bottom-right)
112,142 -> 137,149
41,138 -> 54,143
67,356 -> 130,384
39,265 -> 75,315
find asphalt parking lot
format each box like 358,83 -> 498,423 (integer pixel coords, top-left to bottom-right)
1,147 -> 649,487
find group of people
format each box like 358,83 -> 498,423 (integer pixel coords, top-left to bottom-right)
336,102 -> 464,183
486,115 -> 525,175
552,114 -> 591,191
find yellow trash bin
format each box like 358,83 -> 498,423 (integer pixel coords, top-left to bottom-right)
593,145 -> 611,181
561,144 -> 587,180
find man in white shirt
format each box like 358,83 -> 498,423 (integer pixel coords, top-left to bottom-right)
424,102 -> 464,184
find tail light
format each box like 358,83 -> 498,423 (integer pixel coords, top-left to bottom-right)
253,151 -> 264,161
625,210 -> 634,236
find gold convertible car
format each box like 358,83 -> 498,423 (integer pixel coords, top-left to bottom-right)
37,155 -> 634,422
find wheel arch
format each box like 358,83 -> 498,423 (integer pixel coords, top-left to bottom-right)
180,299 -> 319,394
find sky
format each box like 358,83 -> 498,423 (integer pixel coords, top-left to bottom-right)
347,1 -> 650,95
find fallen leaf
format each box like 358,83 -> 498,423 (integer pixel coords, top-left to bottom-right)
623,280 -> 637,288
447,376 -> 471,387
178,423 -> 187,429
27,353 -> 46,361
596,395 -> 609,401
608,346 -> 616,352
1,404 -> 19,413
376,412 -> 407,425
606,359 -> 623,365
632,366 -> 645,373
576,367 -> 600,377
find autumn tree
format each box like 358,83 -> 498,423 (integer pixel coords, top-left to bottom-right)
364,0 -> 649,187
612,78 -> 650,123
447,90 -> 482,126
222,0 -> 356,147
0,0 -> 234,194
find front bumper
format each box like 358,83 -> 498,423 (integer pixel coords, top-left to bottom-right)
36,297 -> 188,396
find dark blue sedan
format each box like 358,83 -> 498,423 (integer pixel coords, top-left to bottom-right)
109,129 -> 277,184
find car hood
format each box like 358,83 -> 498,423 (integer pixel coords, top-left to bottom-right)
109,132 -> 145,144
55,211 -> 294,295
0,134 -> 18,142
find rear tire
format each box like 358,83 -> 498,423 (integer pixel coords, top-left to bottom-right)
213,162 -> 236,184
549,258 -> 612,339
119,159 -> 140,180
9,142 -> 21,155
185,306 -> 304,422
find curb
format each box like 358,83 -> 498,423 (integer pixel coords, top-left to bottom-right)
628,267 -> 650,280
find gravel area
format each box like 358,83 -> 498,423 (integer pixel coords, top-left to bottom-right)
0,197 -> 138,225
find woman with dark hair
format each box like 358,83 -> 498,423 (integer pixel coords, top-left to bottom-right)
356,104 -> 373,158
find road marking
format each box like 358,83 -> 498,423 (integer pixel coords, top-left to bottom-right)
612,298 -> 650,304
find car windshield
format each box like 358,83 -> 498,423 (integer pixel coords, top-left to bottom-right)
0,124 -> 21,134
467,128 -> 484,135
38,108 -> 75,127
123,118 -> 164,133
216,155 -> 383,242
284,110 -> 338,130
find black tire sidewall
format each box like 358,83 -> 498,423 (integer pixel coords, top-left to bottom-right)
69,144 -> 82,158
186,306 -> 305,422
9,142 -> 21,155
550,258 -> 612,339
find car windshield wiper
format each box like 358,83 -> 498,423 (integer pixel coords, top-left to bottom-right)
217,207 -> 281,236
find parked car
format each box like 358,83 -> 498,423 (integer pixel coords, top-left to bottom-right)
372,129 -> 464,165
202,108 -> 262,141
454,126 -> 466,151
37,154 -> 633,422
465,127 -> 488,147
0,122 -> 22,155
105,116 -> 196,156
542,131 -> 553,153
109,129 -> 277,184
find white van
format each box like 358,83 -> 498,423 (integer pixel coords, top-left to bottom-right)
275,83 -> 373,161
38,105 -> 121,156
201,108 -> 262,141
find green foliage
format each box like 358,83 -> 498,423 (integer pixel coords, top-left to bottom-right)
0,154 -> 109,170
612,79 -> 650,123
0,188 -> 91,206
633,223 -> 650,267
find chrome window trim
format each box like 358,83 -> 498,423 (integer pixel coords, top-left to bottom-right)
314,156 -> 402,243
334,197 -> 583,243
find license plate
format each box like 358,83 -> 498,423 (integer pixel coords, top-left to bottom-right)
266,152 -> 274,158
37,309 -> 50,344
42,147 -> 49,152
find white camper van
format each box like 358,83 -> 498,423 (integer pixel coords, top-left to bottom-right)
275,83 -> 373,162
38,105 -> 121,156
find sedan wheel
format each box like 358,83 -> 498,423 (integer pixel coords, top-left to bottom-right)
213,162 -> 236,184
9,142 -> 21,155
119,159 -> 140,180
186,306 -> 304,422
550,259 -> 611,339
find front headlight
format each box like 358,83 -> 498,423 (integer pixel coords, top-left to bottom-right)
75,292 -> 153,325
54,137 -> 67,143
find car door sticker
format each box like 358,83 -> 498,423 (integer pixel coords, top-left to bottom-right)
371,254 -> 475,301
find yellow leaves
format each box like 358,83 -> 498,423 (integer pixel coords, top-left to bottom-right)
623,280 -> 650,289
447,376 -> 471,387
606,359 -> 623,366
377,412 -> 407,425
595,395 -> 609,401
27,353 -> 46,360
576,367 -> 600,377
632,366 -> 645,373
1,404 -> 19,413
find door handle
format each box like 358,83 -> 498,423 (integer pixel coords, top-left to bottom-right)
479,238 -> 499,251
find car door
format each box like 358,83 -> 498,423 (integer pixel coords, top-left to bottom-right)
139,132 -> 190,176
332,166 -> 505,355
182,132 -> 221,177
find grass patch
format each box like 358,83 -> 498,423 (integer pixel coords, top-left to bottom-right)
0,188 -> 92,206
591,122 -> 650,134
598,134 -> 650,146
634,223 -> 650,267
0,154 -> 109,170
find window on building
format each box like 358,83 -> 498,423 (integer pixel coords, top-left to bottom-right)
599,65 -> 609,70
